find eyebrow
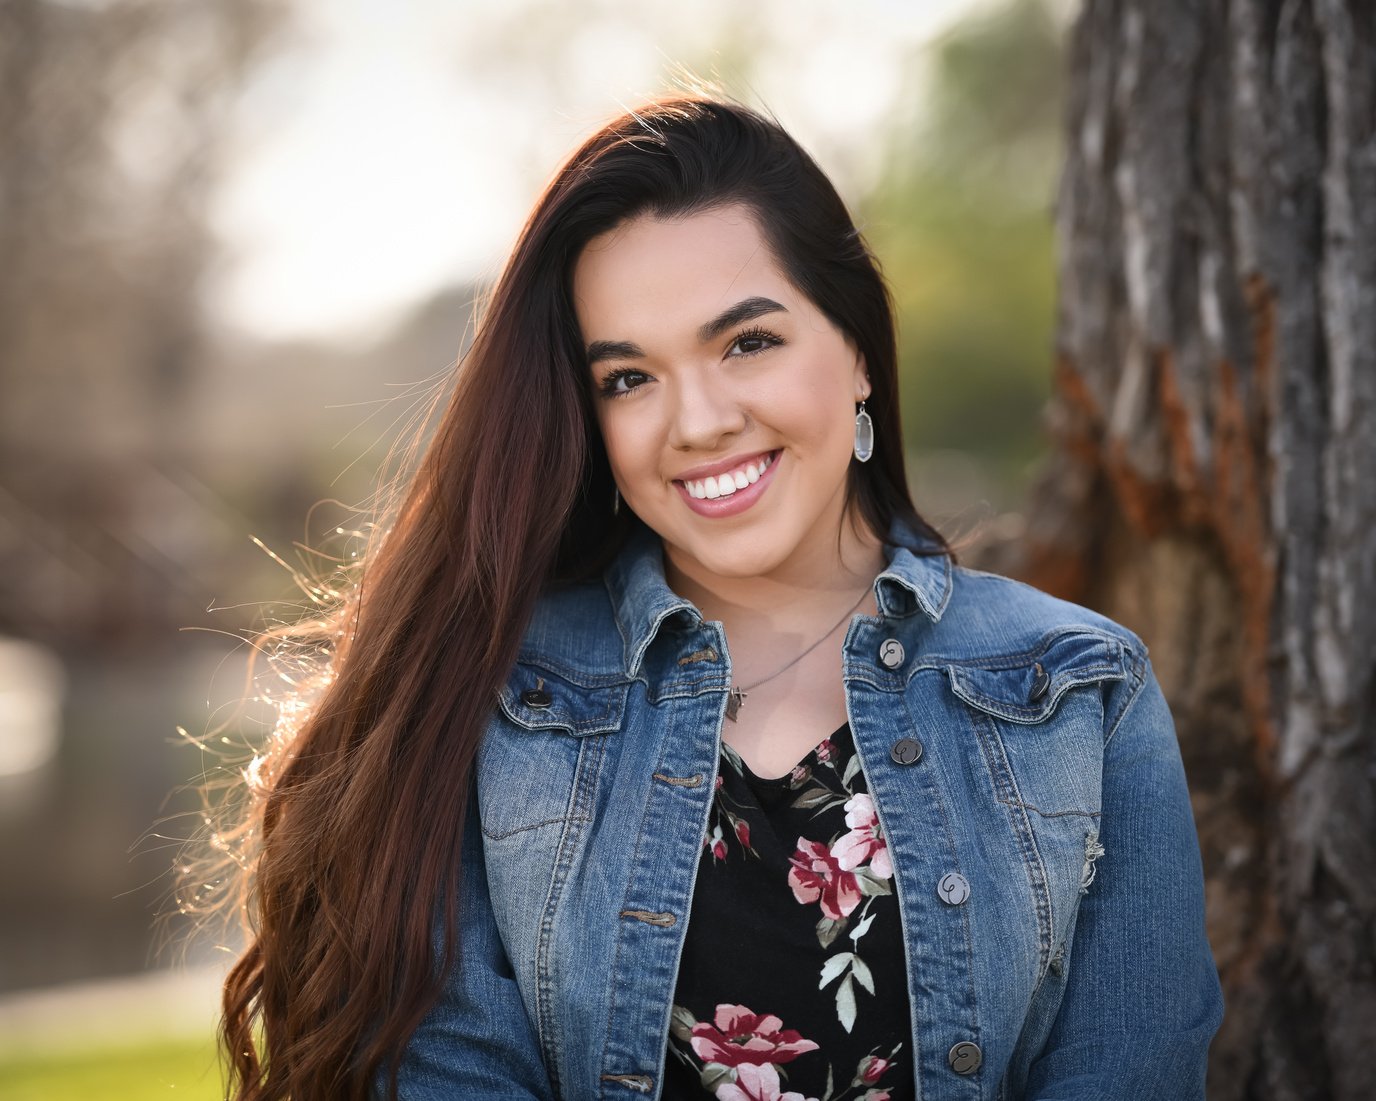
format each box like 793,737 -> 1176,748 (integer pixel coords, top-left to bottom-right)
584,295 -> 788,366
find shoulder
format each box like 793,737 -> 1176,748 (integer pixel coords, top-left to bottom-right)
935,561 -> 1148,664
882,521 -> 1146,667
906,562 -> 1152,726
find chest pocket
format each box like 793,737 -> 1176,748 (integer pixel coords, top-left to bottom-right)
944,628 -> 1131,818
478,661 -> 629,841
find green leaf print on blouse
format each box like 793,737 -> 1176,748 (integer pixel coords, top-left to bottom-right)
781,743 -> 895,1035
705,744 -> 766,863
671,727 -> 909,1099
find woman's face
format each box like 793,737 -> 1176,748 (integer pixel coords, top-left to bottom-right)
573,202 -> 870,584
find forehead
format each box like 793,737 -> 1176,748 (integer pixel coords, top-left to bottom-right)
571,204 -> 795,334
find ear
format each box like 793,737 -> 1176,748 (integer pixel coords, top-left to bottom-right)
852,352 -> 870,402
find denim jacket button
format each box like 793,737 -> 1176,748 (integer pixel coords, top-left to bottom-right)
521,687 -> 552,708
948,1041 -> 982,1074
890,737 -> 923,765
1030,661 -> 1051,700
937,872 -> 971,905
878,638 -> 906,669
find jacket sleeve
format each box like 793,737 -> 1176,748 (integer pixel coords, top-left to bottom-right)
1023,651 -> 1225,1100
374,792 -> 556,1101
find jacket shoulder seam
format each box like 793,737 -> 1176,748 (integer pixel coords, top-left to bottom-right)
1103,646 -> 1151,748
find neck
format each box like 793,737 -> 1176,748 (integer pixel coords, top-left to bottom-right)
663,507 -> 887,631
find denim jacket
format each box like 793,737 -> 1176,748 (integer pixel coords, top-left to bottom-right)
384,517 -> 1224,1100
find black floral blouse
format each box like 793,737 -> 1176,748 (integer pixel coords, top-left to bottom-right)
663,722 -> 913,1101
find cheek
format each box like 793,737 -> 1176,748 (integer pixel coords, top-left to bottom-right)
598,411 -> 658,481
780,363 -> 853,448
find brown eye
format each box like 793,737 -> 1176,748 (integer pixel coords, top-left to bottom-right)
729,327 -> 784,358
598,368 -> 650,398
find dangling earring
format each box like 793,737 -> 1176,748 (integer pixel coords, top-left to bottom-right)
612,486 -> 621,515
854,399 -> 874,462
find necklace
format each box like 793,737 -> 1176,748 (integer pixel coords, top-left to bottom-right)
724,585 -> 874,722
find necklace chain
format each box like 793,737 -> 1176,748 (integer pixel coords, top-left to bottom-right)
725,585 -> 873,722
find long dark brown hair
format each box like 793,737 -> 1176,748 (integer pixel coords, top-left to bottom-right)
212,89 -> 954,1100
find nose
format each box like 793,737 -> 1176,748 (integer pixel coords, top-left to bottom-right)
666,370 -> 749,453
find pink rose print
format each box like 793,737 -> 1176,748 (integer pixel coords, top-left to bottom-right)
735,819 -> 751,847
815,737 -> 833,763
715,1062 -> 819,1101
788,838 -> 862,920
858,1054 -> 891,1083
861,1092 -> 891,1101
705,824 -> 727,861
690,1004 -> 820,1068
830,794 -> 893,879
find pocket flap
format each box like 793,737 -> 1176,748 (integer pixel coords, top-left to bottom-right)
945,629 -> 1130,724
497,663 -> 628,736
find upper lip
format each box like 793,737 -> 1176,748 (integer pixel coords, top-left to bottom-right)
673,449 -> 778,483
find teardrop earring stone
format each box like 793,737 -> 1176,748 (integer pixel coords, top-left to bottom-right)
854,402 -> 874,462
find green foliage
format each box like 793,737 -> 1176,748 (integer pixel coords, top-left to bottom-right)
861,0 -> 1067,504
0,1036 -> 223,1101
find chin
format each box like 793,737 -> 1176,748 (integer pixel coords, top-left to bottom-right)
665,524 -> 797,581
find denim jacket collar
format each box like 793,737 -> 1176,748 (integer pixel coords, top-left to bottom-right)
602,515 -> 953,680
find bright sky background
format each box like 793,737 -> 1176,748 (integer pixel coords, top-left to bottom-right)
207,0 -> 990,346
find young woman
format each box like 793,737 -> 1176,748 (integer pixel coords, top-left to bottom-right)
217,93 -> 1223,1101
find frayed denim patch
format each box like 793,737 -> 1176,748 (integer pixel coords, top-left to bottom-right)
1079,830 -> 1105,893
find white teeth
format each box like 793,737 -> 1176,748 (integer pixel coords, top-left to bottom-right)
682,451 -> 776,501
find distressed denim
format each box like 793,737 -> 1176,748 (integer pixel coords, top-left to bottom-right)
379,517 -> 1224,1100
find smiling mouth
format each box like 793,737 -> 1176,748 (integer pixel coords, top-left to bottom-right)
675,450 -> 780,500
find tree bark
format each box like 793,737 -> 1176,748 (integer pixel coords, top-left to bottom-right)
982,2 -> 1376,1097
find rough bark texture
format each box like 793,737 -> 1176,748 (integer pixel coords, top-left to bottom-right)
976,2 -> 1376,1097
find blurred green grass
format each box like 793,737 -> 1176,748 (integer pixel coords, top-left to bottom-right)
0,1035 -> 223,1100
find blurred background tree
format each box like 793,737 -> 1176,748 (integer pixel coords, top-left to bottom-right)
863,0 -> 1065,513
0,0 -> 284,1002
0,0 -> 281,649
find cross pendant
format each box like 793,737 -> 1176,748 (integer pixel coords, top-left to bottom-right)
725,687 -> 747,722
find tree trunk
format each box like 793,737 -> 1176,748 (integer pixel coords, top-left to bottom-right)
983,2 -> 1376,1097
